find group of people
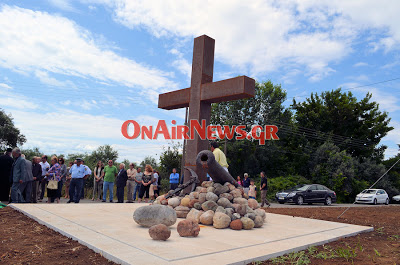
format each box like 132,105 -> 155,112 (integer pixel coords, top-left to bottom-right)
236,172 -> 270,207
0,148 -> 163,204
90,160 -> 160,203
0,148 -> 70,203
0,141 -> 271,207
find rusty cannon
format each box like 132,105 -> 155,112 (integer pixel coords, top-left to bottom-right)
196,150 -> 239,187
166,150 -> 239,197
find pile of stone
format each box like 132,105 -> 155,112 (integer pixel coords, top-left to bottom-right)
133,203 -> 201,240
154,181 -> 266,230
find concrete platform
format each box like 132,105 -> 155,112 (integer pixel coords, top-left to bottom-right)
10,203 -> 373,265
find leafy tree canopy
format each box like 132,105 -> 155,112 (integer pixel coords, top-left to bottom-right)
0,108 -> 26,149
292,89 -> 393,161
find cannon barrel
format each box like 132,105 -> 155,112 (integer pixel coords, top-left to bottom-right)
196,150 -> 238,187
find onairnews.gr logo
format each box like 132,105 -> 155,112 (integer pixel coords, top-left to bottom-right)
121,120 -> 279,145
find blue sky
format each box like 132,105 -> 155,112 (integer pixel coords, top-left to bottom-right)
0,0 -> 399,163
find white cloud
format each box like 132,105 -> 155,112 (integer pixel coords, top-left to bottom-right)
48,0 -> 77,12
86,0 -> 400,82
0,5 -> 176,94
169,49 -> 191,79
386,121 -> 400,143
341,82 -> 400,113
0,84 -> 39,109
9,107 -> 180,162
35,70 -> 76,88
353,62 -> 369,67
0,83 -> 12,89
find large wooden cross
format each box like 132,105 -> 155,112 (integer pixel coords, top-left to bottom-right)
158,35 -> 255,185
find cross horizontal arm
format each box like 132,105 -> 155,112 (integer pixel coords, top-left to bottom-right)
158,76 -> 255,110
158,87 -> 190,110
201,76 -> 255,103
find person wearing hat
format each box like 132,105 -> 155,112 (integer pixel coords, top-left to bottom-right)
242,173 -> 251,195
0,148 -> 13,201
68,158 -> 88,203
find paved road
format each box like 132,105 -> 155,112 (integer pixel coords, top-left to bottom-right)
268,202 -> 400,208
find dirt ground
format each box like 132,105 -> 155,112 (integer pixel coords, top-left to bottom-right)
260,206 -> 400,265
0,207 -> 114,265
0,206 -> 399,265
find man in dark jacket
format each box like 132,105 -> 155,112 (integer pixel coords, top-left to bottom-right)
116,163 -> 128,203
0,148 -> 13,202
19,154 -> 34,203
10,148 -> 26,203
31,157 -> 42,203
260,171 -> 271,207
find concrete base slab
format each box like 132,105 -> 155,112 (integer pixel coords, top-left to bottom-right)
10,203 -> 373,265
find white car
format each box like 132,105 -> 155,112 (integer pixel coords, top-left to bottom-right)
393,195 -> 400,202
355,189 -> 389,205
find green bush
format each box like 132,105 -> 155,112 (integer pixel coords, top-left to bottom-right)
267,175 -> 311,201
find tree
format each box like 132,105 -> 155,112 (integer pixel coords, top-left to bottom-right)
20,147 -> 43,161
140,156 -> 158,169
89,145 -> 118,164
292,89 -> 393,161
211,80 -> 293,178
308,142 -> 360,202
0,108 -> 26,149
159,142 -> 182,178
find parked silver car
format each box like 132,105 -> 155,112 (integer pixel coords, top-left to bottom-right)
355,189 -> 389,205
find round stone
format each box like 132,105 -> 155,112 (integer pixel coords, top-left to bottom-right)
219,193 -> 233,201
225,208 -> 234,219
198,193 -> 207,204
233,197 -> 248,205
215,206 -> 227,214
189,199 -> 199,208
244,213 -> 256,221
213,183 -> 223,189
230,219 -> 243,230
175,206 -> 190,218
236,204 -> 247,216
247,198 -> 260,209
254,209 -> 266,220
206,187 -> 215,193
180,197 -> 191,207
254,216 -> 264,228
148,224 -> 171,241
167,197 -> 180,208
177,219 -> 200,237
133,205 -> 177,227
199,210 -> 214,225
193,202 -> 202,210
217,197 -> 232,208
213,212 -> 231,229
232,213 -> 241,220
241,217 -> 255,230
201,181 -> 214,188
200,188 -> 207,193
214,185 -> 230,196
228,184 -> 236,191
201,200 -> 218,211
195,186 -> 203,193
206,192 -> 219,202
186,208 -> 203,223
230,189 -> 242,198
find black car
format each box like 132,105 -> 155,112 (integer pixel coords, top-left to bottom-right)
275,184 -> 337,205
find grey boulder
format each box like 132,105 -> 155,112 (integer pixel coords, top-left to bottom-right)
133,205 -> 177,227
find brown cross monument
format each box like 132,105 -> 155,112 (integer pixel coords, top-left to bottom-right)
158,35 -> 255,185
